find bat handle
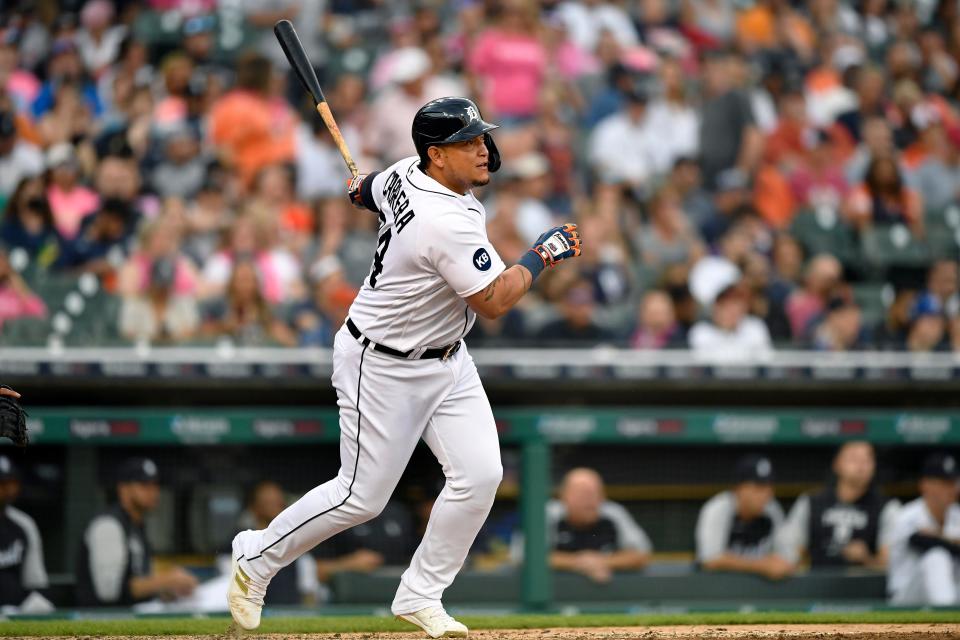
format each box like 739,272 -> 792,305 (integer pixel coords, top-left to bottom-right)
316,102 -> 359,178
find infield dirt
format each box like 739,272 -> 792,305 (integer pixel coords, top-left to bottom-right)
40,624 -> 960,640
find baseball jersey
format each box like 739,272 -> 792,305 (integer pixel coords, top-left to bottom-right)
781,486 -> 899,566
348,156 -> 506,352
75,505 -> 153,606
887,497 -> 960,597
696,490 -> 790,562
0,506 -> 47,606
546,499 -> 652,554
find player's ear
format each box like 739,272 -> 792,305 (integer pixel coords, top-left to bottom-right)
428,145 -> 444,169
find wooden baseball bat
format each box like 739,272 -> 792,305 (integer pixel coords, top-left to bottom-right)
274,19 -> 359,178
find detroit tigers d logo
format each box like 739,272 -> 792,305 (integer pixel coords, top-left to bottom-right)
473,248 -> 491,271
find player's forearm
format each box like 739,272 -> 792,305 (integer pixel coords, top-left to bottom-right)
605,550 -> 650,571
467,266 -> 531,320
549,551 -> 583,572
702,553 -> 769,576
128,574 -> 164,600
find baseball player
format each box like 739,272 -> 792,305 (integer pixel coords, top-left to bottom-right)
228,96 -> 582,638
888,452 -> 960,606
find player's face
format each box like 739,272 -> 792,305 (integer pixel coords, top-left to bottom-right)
129,480 -> 161,513
921,478 -> 960,511
736,482 -> 773,519
834,442 -> 875,488
442,135 -> 491,188
0,478 -> 20,506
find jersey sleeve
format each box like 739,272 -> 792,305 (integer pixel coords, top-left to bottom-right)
423,211 -> 506,298
879,499 -> 903,549
84,515 -> 129,603
696,493 -> 733,563
779,494 -> 811,563
8,509 -> 48,589
602,502 -> 653,553
368,170 -> 391,214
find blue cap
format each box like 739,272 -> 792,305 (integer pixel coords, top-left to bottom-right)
183,14 -> 215,36
910,293 -> 944,322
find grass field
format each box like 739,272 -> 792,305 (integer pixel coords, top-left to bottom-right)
3,611 -> 960,637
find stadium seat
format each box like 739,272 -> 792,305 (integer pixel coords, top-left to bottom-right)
789,209 -> 859,267
859,224 -> 932,276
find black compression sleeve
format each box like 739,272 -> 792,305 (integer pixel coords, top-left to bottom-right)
908,532 -> 960,557
360,171 -> 381,214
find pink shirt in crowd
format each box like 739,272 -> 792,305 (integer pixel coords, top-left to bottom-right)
468,29 -> 547,118
0,286 -> 46,328
48,185 -> 99,240
130,254 -> 198,296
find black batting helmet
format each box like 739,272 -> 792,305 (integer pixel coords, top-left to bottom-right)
411,96 -> 501,172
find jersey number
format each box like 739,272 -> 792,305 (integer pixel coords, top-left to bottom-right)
368,228 -> 392,288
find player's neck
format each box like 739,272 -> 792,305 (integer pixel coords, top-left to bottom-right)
424,164 -> 468,196
835,480 -> 866,503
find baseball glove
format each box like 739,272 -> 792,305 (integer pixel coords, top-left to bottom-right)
0,386 -> 28,447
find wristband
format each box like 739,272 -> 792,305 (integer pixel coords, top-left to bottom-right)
518,249 -> 546,281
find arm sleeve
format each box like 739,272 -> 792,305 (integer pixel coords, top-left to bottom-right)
84,516 -> 129,603
295,555 -> 320,600
603,502 -> 653,553
696,494 -> 732,562
779,494 -> 811,564
423,212 -> 506,297
768,500 -> 793,558
879,499 -> 902,549
8,509 -> 47,589
359,171 -> 382,214
545,499 -> 564,550
908,532 -> 960,557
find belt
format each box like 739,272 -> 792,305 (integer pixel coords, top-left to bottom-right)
346,318 -> 462,361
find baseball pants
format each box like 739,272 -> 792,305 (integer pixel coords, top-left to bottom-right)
233,324 -> 503,614
890,548 -> 960,606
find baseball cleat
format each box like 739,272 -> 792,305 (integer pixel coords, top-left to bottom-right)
396,606 -> 468,638
227,537 -> 267,630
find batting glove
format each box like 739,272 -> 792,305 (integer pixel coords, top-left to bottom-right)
518,223 -> 582,281
347,173 -> 370,209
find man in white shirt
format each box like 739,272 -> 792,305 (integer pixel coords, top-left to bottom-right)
588,79 -> 655,193
888,453 -> 960,606
0,111 -> 42,200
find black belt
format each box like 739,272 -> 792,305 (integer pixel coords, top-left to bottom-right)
346,318 -> 461,361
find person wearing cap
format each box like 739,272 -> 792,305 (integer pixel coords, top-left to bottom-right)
75,457 -> 197,607
45,143 -> 99,241
542,468 -> 652,584
781,441 -> 900,569
695,454 -> 795,580
809,294 -> 867,351
887,453 -> 960,605
535,277 -> 610,345
0,454 -> 49,607
588,75 -> 656,193
904,293 -> 950,352
486,151 -> 554,244
364,47 -> 464,164
0,110 -> 43,200
687,260 -> 773,362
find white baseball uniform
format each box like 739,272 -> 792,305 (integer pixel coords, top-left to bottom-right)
232,156 -> 507,615
888,497 -> 960,606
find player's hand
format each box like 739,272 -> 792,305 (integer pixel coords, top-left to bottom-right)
760,555 -> 793,581
162,566 -> 198,597
0,387 -> 20,399
350,549 -> 385,572
841,540 -> 870,564
573,551 -> 612,583
347,173 -> 370,209
530,224 -> 582,269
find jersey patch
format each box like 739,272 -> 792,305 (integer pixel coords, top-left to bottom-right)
473,248 -> 492,272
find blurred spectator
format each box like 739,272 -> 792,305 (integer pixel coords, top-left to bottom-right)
924,259 -> 959,318
55,197 -> 137,275
75,0 -> 127,77
31,39 -> 102,120
150,125 -> 207,200
467,0 -> 547,121
0,111 -> 42,202
0,248 -> 46,330
836,66 -> 888,143
364,47 -> 464,164
588,77 -> 654,193
688,259 -> 773,362
546,468 -> 652,584
553,0 -> 639,53
234,482 -> 319,605
630,290 -> 682,349
250,164 -> 311,252
904,293 -> 950,352
888,453 -> 960,606
201,260 -> 297,347
489,152 -> 555,244
843,155 -> 924,236
667,157 -> 714,232
875,288 -> 918,350
296,116 -> 351,202
117,216 -> 200,344
785,254 -> 843,340
0,42 -> 41,115
0,455 -> 50,610
182,175 -> 233,267
845,116 -> 895,185
45,144 -> 99,241
209,52 -> 295,187
908,122 -> 960,212
645,58 -> 699,176
635,185 -> 704,270
788,129 -> 849,213
293,256 -> 357,347
696,454 -> 794,580
809,294 -> 869,351
1,177 -> 62,268
75,458 -> 198,606
536,278 -> 609,345
783,441 -> 900,569
698,52 -> 763,190
37,80 -> 93,147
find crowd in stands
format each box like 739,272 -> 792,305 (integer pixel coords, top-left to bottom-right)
1,0 -> 960,353
4,442 -> 960,610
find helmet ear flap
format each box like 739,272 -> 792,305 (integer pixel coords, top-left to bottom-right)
484,133 -> 501,173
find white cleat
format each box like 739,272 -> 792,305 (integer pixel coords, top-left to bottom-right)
226,540 -> 266,630
397,606 -> 469,638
